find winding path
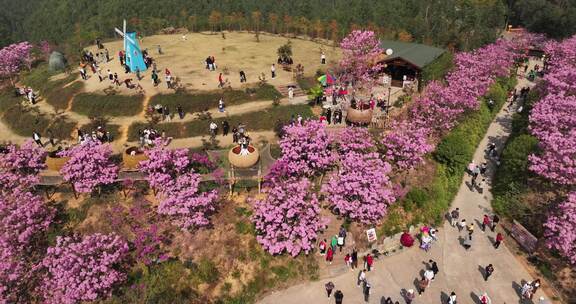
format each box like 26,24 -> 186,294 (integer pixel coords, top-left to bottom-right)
257,63 -> 549,304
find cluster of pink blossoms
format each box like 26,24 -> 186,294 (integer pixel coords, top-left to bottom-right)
0,140 -> 46,194
252,178 -> 328,256
543,192 -> 576,264
59,141 -> 119,193
139,144 -> 218,230
38,233 -> 129,304
528,35 -> 576,186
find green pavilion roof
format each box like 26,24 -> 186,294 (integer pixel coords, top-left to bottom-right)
380,40 -> 446,69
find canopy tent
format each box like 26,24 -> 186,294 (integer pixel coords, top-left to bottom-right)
318,73 -> 336,86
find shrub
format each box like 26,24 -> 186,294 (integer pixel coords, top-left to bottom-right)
434,134 -> 473,175
421,51 -> 454,85
404,187 -> 429,209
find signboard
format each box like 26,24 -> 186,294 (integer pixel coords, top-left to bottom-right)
366,228 -> 377,243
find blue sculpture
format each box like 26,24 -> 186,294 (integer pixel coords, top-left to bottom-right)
115,20 -> 147,73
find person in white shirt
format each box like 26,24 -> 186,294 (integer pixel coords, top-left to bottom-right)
448,292 -> 457,304
271,64 -> 276,79
321,51 -> 326,64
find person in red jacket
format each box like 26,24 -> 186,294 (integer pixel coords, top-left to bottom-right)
365,254 -> 374,271
494,232 -> 504,249
326,247 -> 334,264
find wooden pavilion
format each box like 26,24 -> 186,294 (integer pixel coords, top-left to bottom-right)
377,40 -> 446,89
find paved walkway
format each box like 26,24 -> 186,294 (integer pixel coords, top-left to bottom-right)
258,65 -> 547,304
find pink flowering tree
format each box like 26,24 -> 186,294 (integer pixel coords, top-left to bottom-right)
0,42 -> 34,84
157,172 -> 219,231
544,192 -> 576,264
527,36 -> 576,186
331,127 -> 376,154
270,120 -> 335,179
0,189 -> 54,302
381,123 -> 433,172
252,178 -> 328,256
339,30 -> 384,89
38,233 -> 129,304
59,142 -> 119,194
0,140 -> 46,194
322,152 -> 396,225
139,144 -> 190,190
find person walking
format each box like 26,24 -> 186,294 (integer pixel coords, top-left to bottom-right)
463,235 -> 473,250
363,281 -> 371,302
418,277 -> 429,296
484,264 -> 494,281
330,235 -> 338,252
491,214 -> 500,231
325,281 -> 335,298
177,105 -> 184,119
218,98 -> 225,112
458,219 -> 466,232
429,260 -> 439,280
532,279 -> 541,294
357,269 -> 366,286
365,254 -> 374,271
482,215 -> 491,232
321,51 -> 326,64
450,208 -> 460,227
32,131 -> 43,147
344,253 -> 352,269
494,232 -> 503,249
424,269 -> 434,283
239,70 -> 247,83
271,64 -> 276,79
467,223 -> 474,236
351,248 -> 358,269
404,289 -> 415,304
334,290 -> 344,304
448,291 -> 457,304
326,246 -> 334,265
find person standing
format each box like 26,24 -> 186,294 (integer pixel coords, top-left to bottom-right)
239,70 -> 247,83
337,226 -> 346,252
334,290 -> 344,304
351,247 -> 358,269
32,131 -> 43,147
166,73 -> 172,89
450,208 -> 460,227
47,130 -> 55,147
532,279 -> 541,294
218,73 -> 224,88
177,105 -> 184,119
357,269 -> 366,286
319,239 -> 328,255
288,87 -> 294,99
218,98 -> 225,112
344,253 -> 351,268
325,281 -> 335,298
484,264 -> 494,281
222,120 -> 230,136
152,70 -> 159,86
209,121 -> 218,138
429,260 -> 439,280
482,215 -> 491,232
271,64 -> 276,79
463,235 -> 473,250
321,51 -> 326,64
494,232 -> 504,249
448,291 -> 457,304
491,214 -> 500,231
363,281 -> 371,302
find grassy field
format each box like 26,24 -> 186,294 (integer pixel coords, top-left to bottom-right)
72,93 -> 145,117
149,84 -> 281,115
21,65 -> 83,111
127,104 -> 314,141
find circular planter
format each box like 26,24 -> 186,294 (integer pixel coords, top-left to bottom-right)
45,154 -> 69,172
123,147 -> 148,170
346,107 -> 373,124
228,145 -> 259,168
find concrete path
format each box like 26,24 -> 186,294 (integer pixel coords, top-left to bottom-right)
258,64 -> 547,304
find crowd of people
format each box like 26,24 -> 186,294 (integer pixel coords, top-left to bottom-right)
14,86 -> 38,104
77,125 -> 113,145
